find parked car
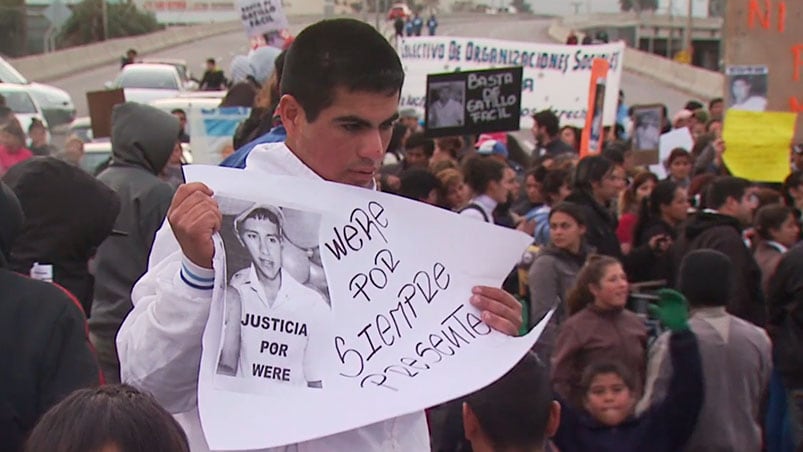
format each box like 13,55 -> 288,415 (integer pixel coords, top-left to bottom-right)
68,116 -> 93,143
0,83 -> 51,142
387,3 -> 412,20
105,63 -> 195,105
141,58 -> 199,90
0,56 -> 76,127
81,139 -> 192,175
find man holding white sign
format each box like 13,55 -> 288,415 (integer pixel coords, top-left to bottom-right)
117,18 -> 527,452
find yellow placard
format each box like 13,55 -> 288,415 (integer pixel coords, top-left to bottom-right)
722,110 -> 798,182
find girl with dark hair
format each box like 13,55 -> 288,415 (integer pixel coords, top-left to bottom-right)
559,125 -> 582,152
630,180 -> 689,282
528,202 -> 590,358
753,204 -> 799,296
617,172 -> 658,254
551,256 -> 647,406
25,384 -> 190,452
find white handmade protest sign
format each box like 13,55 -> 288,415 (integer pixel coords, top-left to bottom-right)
236,0 -> 289,37
189,107 -> 250,164
185,165 -> 547,450
398,36 -> 625,129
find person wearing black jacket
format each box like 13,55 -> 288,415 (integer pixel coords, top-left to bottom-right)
670,176 -> 765,326
768,242 -> 803,447
565,156 -> 667,277
0,181 -> 101,451
4,157 -> 120,315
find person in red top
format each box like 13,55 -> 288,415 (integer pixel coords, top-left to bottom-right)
0,113 -> 33,176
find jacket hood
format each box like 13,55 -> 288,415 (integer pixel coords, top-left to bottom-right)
0,181 -> 24,267
3,157 -> 121,308
684,211 -> 742,240
110,102 -> 180,175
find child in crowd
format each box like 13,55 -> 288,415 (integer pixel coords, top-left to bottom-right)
25,384 -> 189,452
551,255 -> 647,406
552,289 -> 704,452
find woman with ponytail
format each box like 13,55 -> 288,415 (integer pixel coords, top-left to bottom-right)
551,255 -> 647,407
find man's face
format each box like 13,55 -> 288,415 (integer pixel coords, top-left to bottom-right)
710,101 -> 724,118
490,167 -> 517,204
405,147 -> 429,168
733,80 -> 750,102
437,87 -> 451,103
400,116 -> 418,132
525,174 -> 543,204
29,126 -> 47,145
281,87 -> 400,187
240,216 -> 283,280
733,190 -> 759,225
173,112 -> 187,130
530,120 -> 547,144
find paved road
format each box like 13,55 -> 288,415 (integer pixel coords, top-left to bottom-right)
50,14 -> 688,122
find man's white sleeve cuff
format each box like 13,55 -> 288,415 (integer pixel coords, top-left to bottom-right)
179,255 -> 215,290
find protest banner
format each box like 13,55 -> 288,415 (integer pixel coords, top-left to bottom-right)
86,88 -> 125,139
580,58 -> 609,158
723,0 -> 803,141
236,0 -> 288,37
398,36 -> 625,129
189,107 -> 250,164
185,165 -> 547,450
723,110 -> 797,182
424,67 -> 523,138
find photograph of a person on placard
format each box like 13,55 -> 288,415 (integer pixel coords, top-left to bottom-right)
632,106 -> 662,152
216,201 -> 330,390
728,73 -> 767,112
589,77 -> 606,153
428,81 -> 465,129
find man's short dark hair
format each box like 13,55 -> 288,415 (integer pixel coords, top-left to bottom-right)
405,132 -> 435,157
685,100 -> 704,111
709,97 -> 723,109
399,169 -> 440,201
532,110 -> 560,137
25,384 -> 189,452
235,207 -> 283,238
280,19 -> 405,122
706,176 -> 752,210
206,58 -> 216,65
465,353 -> 553,450
463,157 -> 505,195
542,169 -> 570,204
171,108 -> 186,116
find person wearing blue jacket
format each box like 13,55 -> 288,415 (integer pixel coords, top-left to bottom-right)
219,124 -> 287,169
552,289 -> 704,452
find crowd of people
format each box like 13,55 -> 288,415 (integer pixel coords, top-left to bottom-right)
0,15 -> 802,452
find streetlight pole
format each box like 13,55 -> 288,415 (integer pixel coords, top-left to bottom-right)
684,0 -> 693,59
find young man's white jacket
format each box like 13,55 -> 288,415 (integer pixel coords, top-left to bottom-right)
116,142 -> 430,452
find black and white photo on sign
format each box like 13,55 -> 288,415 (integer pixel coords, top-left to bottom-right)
428,81 -> 465,129
726,65 -> 768,112
632,105 -> 663,152
214,195 -> 331,390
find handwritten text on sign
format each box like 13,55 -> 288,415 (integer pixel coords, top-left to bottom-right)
398,36 -> 625,128
189,164 -> 543,450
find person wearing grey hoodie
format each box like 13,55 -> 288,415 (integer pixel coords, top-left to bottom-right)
89,102 -> 180,384
528,202 -> 590,360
